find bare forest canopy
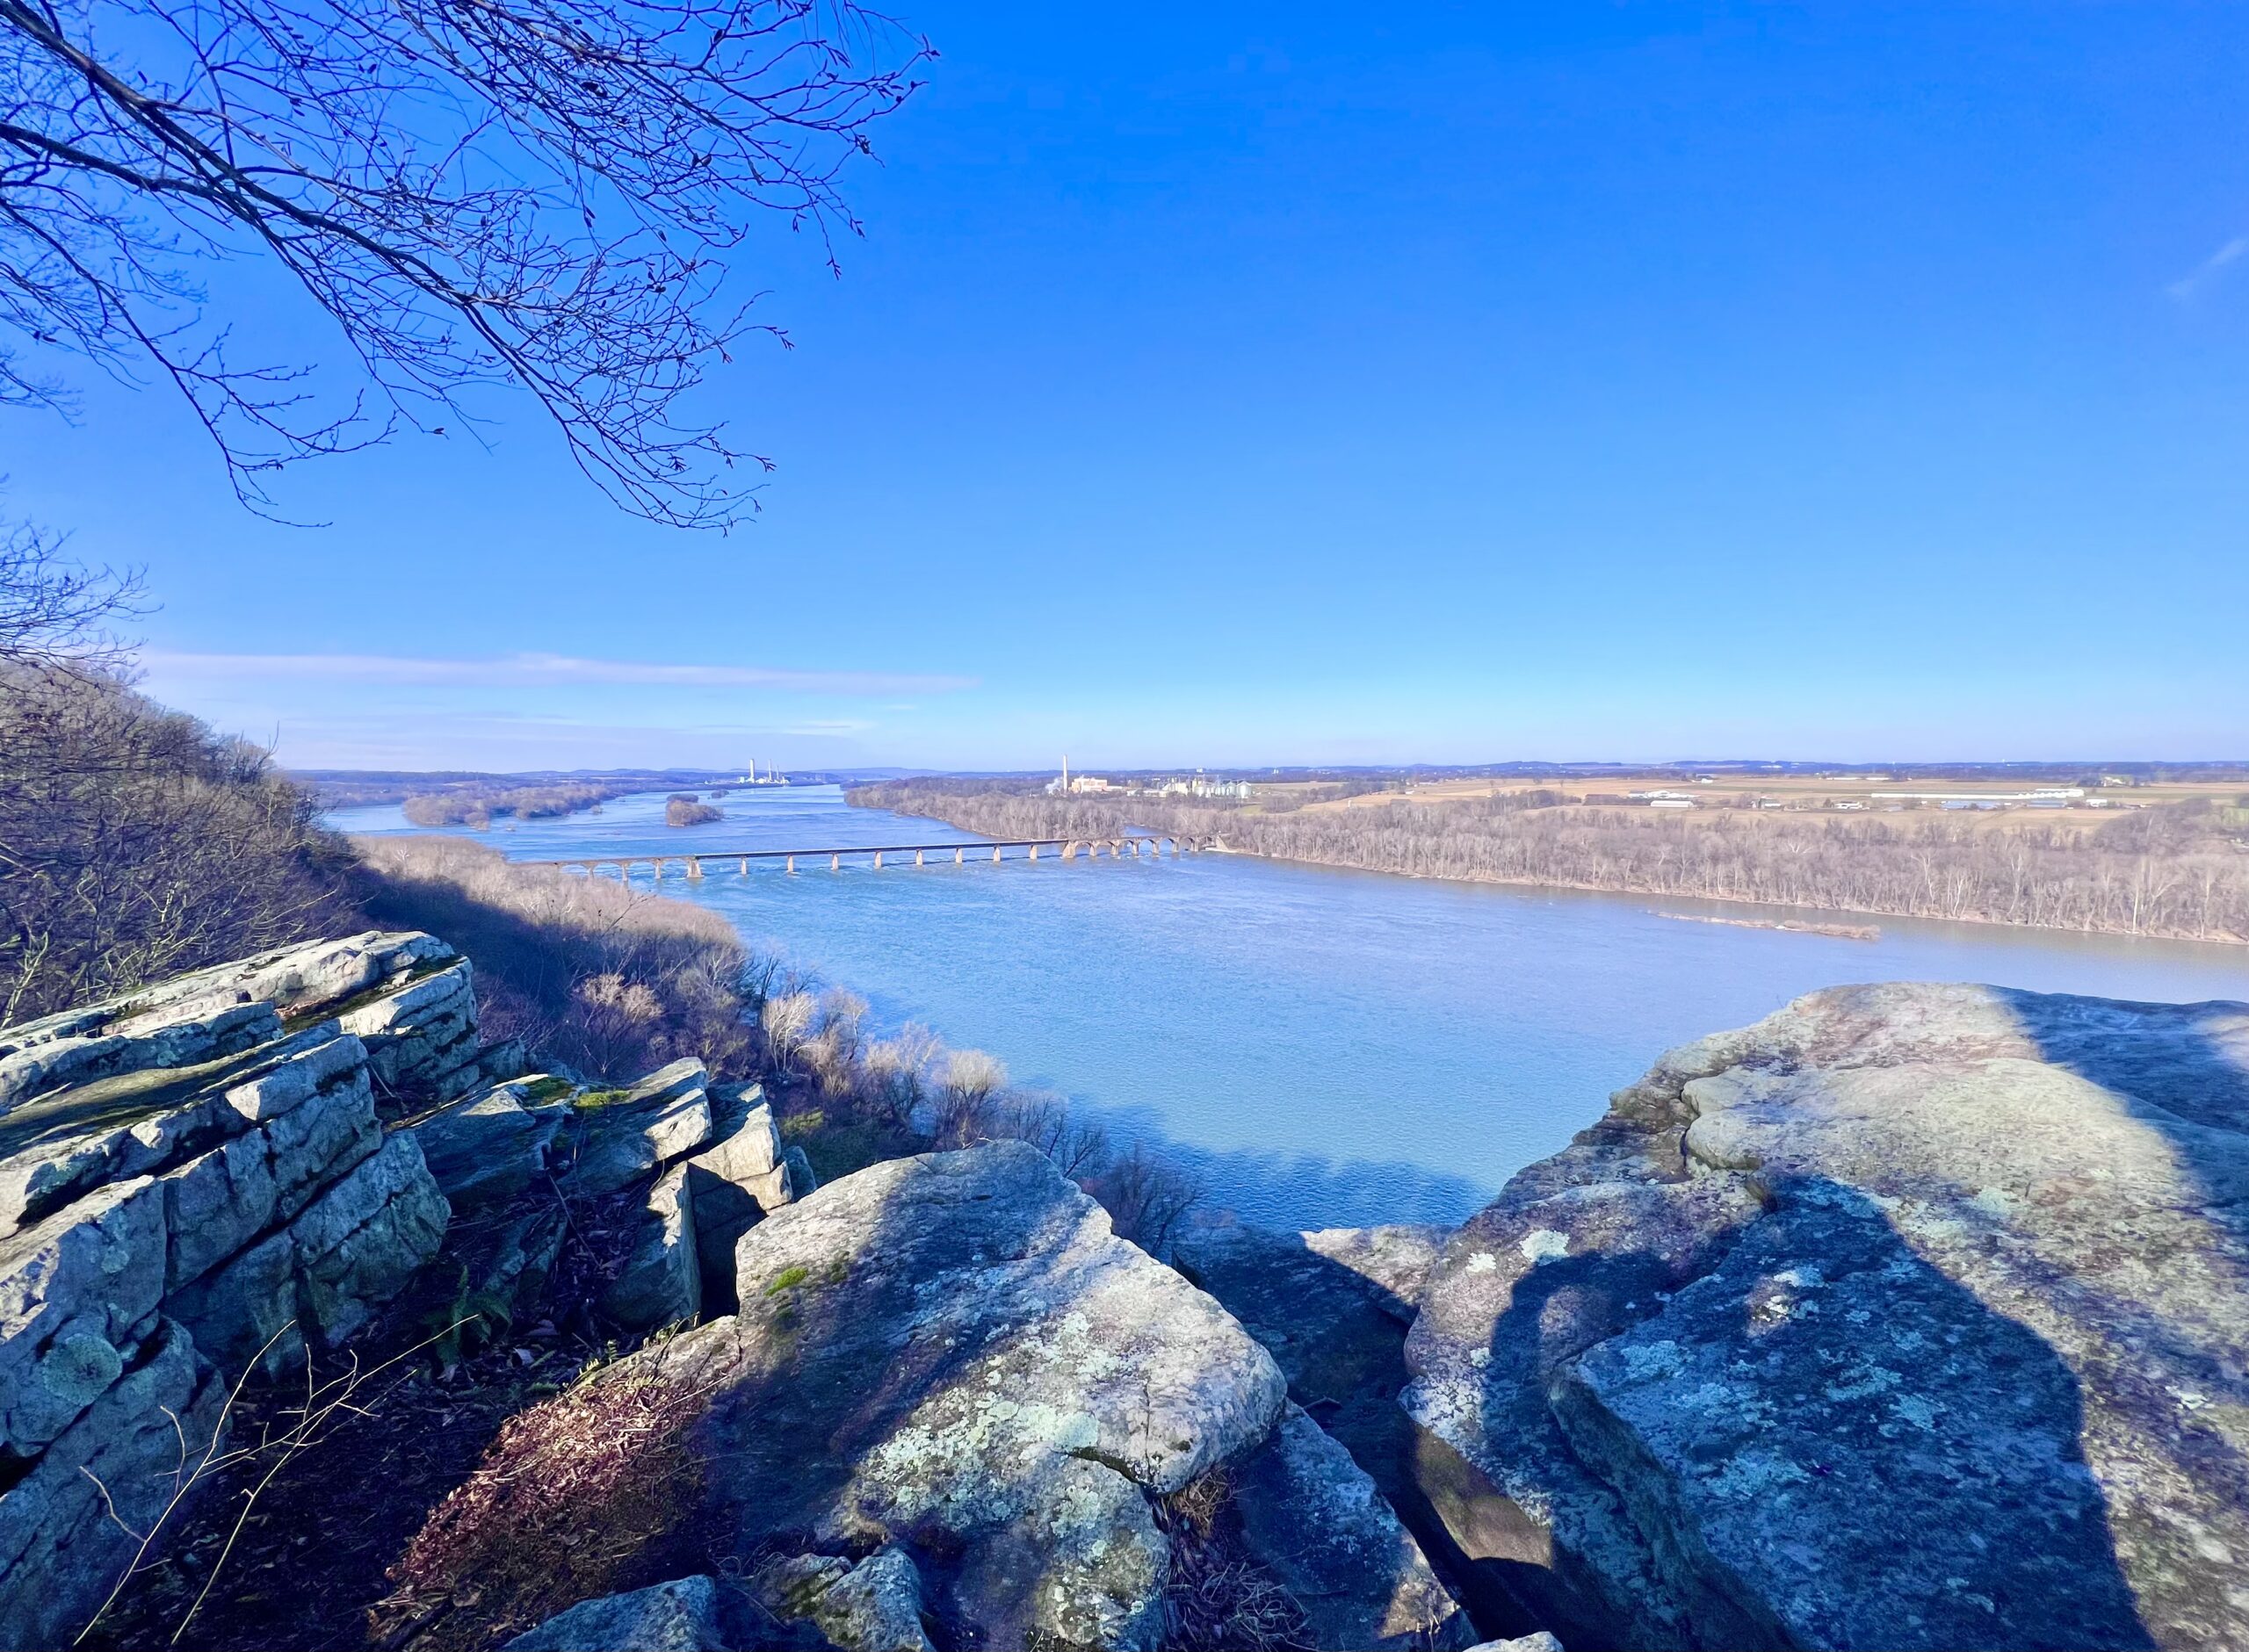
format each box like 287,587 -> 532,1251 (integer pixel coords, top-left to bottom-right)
300,769 -> 756,811
401,782 -> 632,829
850,779 -> 2249,947
895,761 -> 2249,788
0,665 -> 355,1020
300,768 -> 897,812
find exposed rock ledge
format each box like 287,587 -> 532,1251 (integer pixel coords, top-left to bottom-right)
449,1143 -> 1472,1651
0,932 -> 496,1648
1405,982 -> 2249,1652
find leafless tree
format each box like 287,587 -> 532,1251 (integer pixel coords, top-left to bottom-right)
0,508 -> 141,666
0,664 -> 352,1020
998,1088 -> 1109,1179
1091,1140 -> 1202,1257
757,985 -> 818,1069
856,780 -> 2249,946
2,0 -> 928,523
933,1046 -> 1005,1145
858,1019 -> 938,1128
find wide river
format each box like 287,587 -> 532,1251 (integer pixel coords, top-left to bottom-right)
332,786 -> 2249,1230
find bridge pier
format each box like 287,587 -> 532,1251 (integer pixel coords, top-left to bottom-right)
831,853 -> 841,872
915,849 -> 925,867
688,857 -> 704,879
992,846 -> 1002,863
873,851 -> 884,869
1029,843 -> 1039,861
955,847 -> 965,865
739,858 -> 748,875
786,855 -> 796,874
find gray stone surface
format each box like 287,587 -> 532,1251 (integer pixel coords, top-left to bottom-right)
589,1143 -> 1308,1649
0,934 -> 469,1645
781,1143 -> 817,1202
600,1163 -> 701,1331
1173,1220 -> 1503,1641
1300,1223 -> 1448,1317
340,959 -> 480,1094
0,930 -> 457,1113
162,1042 -> 383,1289
1405,982 -> 2249,1652
0,1175 -> 168,1450
0,1317 -> 222,1650
1228,1403 -> 1476,1649
410,1079 -> 556,1209
532,1143 -> 1472,1649
1175,1223 -> 1423,1408
682,1091 -> 789,1291
503,1575 -> 726,1651
561,1061 -> 712,1199
288,1131 -> 450,1347
759,1547 -> 934,1652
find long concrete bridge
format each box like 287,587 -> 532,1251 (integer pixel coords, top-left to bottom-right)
525,835 -> 1221,881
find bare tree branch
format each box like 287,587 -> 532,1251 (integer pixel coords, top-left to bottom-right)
0,501 -> 144,666
0,0 -> 928,525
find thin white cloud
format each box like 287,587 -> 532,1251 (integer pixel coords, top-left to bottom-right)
141,649 -> 977,696
2166,234 -> 2249,301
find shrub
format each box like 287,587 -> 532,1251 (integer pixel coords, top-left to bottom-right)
351,835 -> 752,1079
759,988 -> 819,1071
859,1022 -> 942,1129
934,1048 -> 1008,1145
378,1371 -> 712,1652
1089,1140 -> 1204,1255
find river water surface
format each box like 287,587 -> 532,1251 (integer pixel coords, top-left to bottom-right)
331,786 -> 2249,1230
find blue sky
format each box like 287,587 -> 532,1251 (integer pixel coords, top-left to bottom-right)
13,2 -> 2249,771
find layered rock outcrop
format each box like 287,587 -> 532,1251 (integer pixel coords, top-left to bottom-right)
406,1053 -> 812,1336
0,931 -> 504,1648
1406,982 -> 2249,1651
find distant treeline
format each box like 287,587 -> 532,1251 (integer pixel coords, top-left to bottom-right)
300,768 -> 756,811
401,782 -> 629,828
850,780 -> 2249,945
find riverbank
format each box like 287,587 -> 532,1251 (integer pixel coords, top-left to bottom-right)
848,781 -> 2249,946
327,785 -> 2249,1230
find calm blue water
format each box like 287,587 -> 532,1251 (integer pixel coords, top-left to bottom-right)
332,786 -> 2249,1230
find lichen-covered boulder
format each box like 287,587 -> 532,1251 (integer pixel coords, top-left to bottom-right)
757,1547 -> 934,1651
503,1574 -> 726,1651
1406,982 -> 2249,1652
673,1142 -> 1286,1648
451,1143 -> 1468,1649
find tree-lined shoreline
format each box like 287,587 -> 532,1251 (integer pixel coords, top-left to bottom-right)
848,780 -> 2249,947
